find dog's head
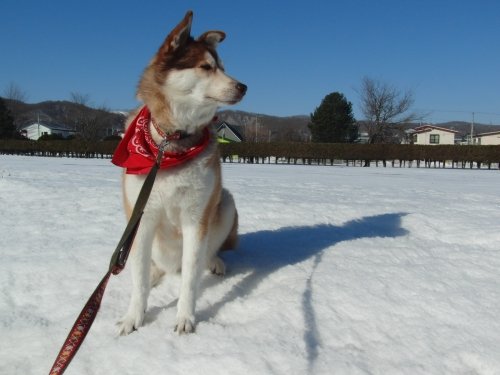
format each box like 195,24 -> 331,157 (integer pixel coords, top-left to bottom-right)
137,11 -> 247,133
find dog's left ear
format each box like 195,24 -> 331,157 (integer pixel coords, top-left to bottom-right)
158,10 -> 193,58
198,31 -> 226,48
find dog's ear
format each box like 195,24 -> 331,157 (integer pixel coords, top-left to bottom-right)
198,31 -> 226,48
158,10 -> 193,56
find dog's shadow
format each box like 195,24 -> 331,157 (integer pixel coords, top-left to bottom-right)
198,212 -> 408,318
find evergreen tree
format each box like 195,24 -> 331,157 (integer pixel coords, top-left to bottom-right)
308,92 -> 357,143
0,97 -> 16,139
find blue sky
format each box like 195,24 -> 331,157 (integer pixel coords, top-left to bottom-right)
1,0 -> 499,124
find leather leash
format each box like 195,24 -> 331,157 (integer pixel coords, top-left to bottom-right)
49,133 -> 180,375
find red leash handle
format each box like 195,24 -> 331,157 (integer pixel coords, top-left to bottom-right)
48,271 -> 114,375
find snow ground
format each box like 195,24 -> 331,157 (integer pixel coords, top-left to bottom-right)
1,155 -> 500,375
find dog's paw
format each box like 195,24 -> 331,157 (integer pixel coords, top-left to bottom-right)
116,311 -> 145,336
209,256 -> 226,276
174,316 -> 195,334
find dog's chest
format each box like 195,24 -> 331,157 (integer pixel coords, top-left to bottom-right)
137,158 -> 215,211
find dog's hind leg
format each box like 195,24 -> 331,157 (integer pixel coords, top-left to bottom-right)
150,260 -> 165,288
207,189 -> 238,276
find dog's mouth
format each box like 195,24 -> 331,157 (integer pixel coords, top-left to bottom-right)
206,96 -> 243,105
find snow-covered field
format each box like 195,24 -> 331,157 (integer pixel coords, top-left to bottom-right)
1,155 -> 500,375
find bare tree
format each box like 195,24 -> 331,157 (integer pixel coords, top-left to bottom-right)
4,82 -> 28,102
67,93 -> 115,140
70,92 -> 91,106
358,77 -> 419,144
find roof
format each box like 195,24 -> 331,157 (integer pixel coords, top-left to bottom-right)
18,121 -> 74,132
474,130 -> 500,137
216,122 -> 244,142
412,125 -> 460,134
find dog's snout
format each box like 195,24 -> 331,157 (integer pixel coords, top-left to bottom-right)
236,82 -> 247,95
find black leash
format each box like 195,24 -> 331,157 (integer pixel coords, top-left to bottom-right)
49,135 -> 176,375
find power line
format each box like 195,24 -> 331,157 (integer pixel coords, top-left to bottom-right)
417,108 -> 500,117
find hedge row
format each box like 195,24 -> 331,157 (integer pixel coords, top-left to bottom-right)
0,139 -> 120,158
220,143 -> 500,169
1,140 -> 499,169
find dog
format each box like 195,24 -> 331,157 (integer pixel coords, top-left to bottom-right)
112,10 -> 246,335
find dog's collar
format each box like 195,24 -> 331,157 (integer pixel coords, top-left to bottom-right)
151,117 -> 190,141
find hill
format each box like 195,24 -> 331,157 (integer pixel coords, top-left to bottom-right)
4,99 -> 500,141
4,99 -> 126,140
217,110 -> 310,142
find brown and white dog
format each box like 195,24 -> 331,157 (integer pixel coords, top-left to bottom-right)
115,10 -> 246,335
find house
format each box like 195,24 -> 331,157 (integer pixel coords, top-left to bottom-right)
18,121 -> 75,140
406,125 -> 460,145
473,130 -> 500,145
355,131 -> 370,144
216,121 -> 244,143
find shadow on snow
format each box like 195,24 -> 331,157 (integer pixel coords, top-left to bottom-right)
200,212 -> 408,371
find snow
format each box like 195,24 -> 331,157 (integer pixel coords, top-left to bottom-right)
1,155 -> 500,375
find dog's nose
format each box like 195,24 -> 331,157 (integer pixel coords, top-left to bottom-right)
236,82 -> 247,95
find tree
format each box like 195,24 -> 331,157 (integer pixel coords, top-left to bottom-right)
69,93 -> 114,140
70,92 -> 91,106
358,77 -> 419,144
0,97 -> 16,139
309,92 -> 357,143
3,82 -> 28,102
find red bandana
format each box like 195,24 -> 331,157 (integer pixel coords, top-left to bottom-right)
112,106 -> 211,174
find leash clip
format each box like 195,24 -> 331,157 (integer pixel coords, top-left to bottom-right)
156,131 -> 182,165
156,139 -> 169,165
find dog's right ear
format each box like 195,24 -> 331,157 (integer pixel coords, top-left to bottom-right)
156,10 -> 193,58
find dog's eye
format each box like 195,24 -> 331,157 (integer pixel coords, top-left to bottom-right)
200,63 -> 213,71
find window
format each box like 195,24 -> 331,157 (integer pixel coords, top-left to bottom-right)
430,134 -> 440,144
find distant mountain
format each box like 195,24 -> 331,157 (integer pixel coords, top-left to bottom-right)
5,99 -> 125,128
4,99 -> 126,140
217,110 -> 310,142
4,99 -> 499,141
426,121 -> 500,135
218,111 -> 500,141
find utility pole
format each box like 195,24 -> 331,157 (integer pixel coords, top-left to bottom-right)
254,116 -> 259,142
470,112 -> 475,145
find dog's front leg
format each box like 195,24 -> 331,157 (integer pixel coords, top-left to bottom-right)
117,215 -> 156,335
175,222 -> 207,334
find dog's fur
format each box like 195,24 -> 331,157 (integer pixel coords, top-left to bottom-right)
117,11 -> 246,335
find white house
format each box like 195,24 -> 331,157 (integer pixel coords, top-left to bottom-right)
406,125 -> 459,145
473,130 -> 500,145
18,122 -> 75,140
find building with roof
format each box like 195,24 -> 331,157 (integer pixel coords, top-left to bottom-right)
18,121 -> 75,140
405,125 -> 460,145
473,130 -> 500,145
